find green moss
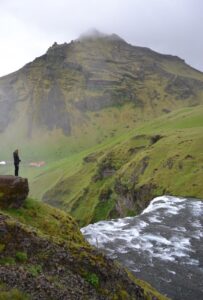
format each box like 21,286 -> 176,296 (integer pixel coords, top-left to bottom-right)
126,209 -> 137,217
26,264 -> 42,277
3,198 -> 86,247
0,257 -> 15,266
127,271 -> 169,300
15,252 -> 28,263
0,283 -> 29,300
85,272 -> 100,289
0,244 -> 5,253
0,290 -> 29,300
92,198 -> 115,223
119,290 -> 130,299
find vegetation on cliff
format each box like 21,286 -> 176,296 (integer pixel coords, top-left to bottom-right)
41,105 -> 203,226
0,198 -> 168,299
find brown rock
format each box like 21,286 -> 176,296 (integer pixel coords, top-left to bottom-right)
0,175 -> 29,209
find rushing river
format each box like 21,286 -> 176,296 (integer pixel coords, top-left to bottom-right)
81,196 -> 203,300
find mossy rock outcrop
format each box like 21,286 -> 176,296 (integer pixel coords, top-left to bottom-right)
0,176 -> 29,209
0,199 -> 168,300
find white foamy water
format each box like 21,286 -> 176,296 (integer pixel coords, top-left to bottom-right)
81,195 -> 203,300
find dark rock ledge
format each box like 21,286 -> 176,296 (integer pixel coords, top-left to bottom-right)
0,175 -> 29,209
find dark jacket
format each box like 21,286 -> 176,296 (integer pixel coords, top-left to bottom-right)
13,152 -> 21,166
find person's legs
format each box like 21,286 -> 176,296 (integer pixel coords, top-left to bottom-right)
15,165 -> 19,176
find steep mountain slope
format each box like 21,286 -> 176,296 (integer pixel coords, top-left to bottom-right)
0,198 -> 168,300
1,32 -> 203,160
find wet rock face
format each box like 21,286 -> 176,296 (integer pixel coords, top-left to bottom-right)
0,176 -> 29,209
114,180 -> 157,216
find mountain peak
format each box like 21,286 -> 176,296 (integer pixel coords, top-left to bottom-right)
78,29 -> 125,42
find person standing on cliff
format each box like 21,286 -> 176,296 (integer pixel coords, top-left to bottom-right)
13,149 -> 21,176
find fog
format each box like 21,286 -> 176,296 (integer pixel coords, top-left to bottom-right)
0,0 -> 203,76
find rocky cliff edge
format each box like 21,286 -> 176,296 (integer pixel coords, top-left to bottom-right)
0,195 -> 168,300
0,175 -> 29,209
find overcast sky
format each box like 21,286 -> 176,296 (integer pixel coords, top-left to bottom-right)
0,0 -> 202,77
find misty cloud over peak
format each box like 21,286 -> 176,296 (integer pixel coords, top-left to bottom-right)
78,29 -> 124,43
79,28 -> 107,39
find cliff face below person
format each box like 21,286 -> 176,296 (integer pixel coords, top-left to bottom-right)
0,176 -> 29,209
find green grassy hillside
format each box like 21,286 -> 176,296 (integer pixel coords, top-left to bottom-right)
0,198 -> 168,300
73,105 -> 203,225
9,105 -> 201,226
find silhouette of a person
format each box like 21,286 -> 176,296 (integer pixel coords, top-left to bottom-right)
13,149 -> 21,176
